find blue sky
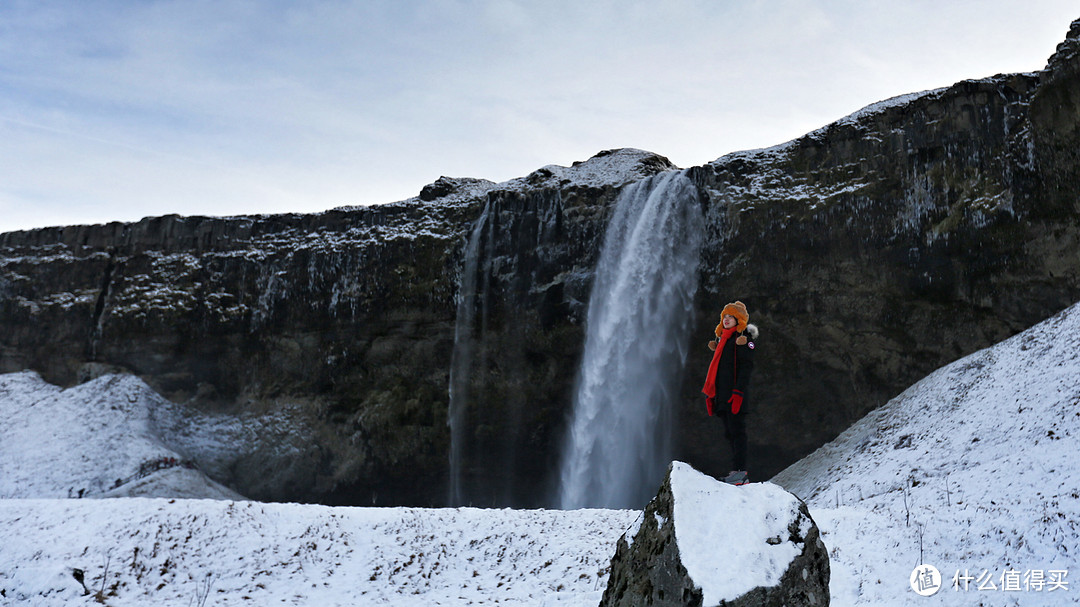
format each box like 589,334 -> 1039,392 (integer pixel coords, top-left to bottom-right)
1,1 -> 1077,232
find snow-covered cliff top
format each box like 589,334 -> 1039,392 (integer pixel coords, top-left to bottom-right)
331,147 -> 674,216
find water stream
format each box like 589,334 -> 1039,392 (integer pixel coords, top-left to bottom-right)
447,202 -> 492,506
557,171 -> 704,509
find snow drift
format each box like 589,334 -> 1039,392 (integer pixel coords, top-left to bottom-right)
774,301 -> 1080,605
0,499 -> 636,606
0,372 -> 240,500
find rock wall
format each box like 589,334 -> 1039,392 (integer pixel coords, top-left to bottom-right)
0,199 -> 482,504
0,151 -> 673,506
677,22 -> 1080,478
3,21 -> 1080,506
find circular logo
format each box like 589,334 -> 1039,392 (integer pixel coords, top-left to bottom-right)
910,564 -> 942,597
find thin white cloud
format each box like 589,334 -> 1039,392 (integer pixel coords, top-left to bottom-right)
1,0 -> 1077,232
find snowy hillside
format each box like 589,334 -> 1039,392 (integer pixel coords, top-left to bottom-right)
0,372 -> 240,500
774,301 -> 1080,605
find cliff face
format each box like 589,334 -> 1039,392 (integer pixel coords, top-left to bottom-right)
679,22 -> 1080,476
4,21 -> 1080,507
0,195 -> 484,504
0,150 -> 674,506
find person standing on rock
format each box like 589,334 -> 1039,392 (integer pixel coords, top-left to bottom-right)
701,301 -> 758,485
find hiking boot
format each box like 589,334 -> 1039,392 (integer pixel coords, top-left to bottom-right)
722,470 -> 749,485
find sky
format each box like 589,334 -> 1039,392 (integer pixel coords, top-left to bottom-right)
1,1 -> 1077,233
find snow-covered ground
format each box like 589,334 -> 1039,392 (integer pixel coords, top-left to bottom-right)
0,372 -> 240,501
0,371 -> 638,606
0,499 -> 635,606
3,300 -> 1080,605
774,301 -> 1080,605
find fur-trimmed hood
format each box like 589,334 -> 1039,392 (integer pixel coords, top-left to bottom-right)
734,323 -> 758,347
744,323 -> 759,340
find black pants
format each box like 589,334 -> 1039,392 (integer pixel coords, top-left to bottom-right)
721,411 -> 748,471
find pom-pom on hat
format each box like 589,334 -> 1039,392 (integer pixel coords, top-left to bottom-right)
721,301 -> 749,332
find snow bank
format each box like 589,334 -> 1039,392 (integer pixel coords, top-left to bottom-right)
0,371 -> 241,500
670,462 -> 806,605
0,369 -> 640,606
0,499 -> 638,606
773,301 -> 1080,605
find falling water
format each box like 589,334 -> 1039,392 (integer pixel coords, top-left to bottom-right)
557,171 -> 704,510
447,202 -> 492,506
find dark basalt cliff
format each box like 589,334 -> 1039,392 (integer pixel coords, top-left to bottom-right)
0,150 -> 675,506
3,21 -> 1079,507
679,20 -> 1080,476
0,197 -> 486,505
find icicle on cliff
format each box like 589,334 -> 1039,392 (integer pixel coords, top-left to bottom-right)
558,171 -> 704,510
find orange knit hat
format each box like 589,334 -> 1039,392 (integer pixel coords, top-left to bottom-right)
721,301 -> 749,332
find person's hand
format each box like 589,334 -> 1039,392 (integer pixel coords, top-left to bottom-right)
728,389 -> 744,414
708,340 -> 717,351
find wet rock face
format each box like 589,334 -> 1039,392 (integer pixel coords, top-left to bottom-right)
1031,19 -> 1080,219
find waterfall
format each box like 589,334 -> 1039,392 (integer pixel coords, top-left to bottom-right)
447,202 -> 492,506
557,171 -> 704,510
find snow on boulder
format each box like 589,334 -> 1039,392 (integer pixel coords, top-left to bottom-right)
600,461 -> 828,607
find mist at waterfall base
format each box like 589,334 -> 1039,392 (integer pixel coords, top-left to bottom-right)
557,171 -> 705,510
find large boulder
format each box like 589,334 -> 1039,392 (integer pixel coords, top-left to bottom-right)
600,462 -> 829,607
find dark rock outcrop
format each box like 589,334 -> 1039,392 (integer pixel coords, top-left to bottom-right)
3,20 -> 1080,506
600,462 -> 828,607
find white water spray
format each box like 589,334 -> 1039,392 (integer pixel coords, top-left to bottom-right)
557,171 -> 704,510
